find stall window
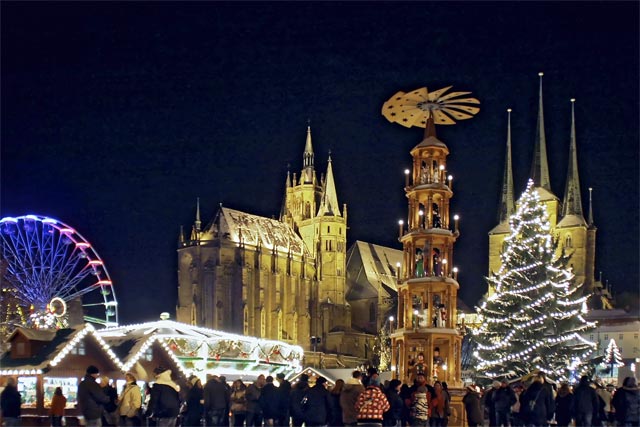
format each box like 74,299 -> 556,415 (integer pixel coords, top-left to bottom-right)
18,377 -> 37,408
72,341 -> 86,355
144,347 -> 153,361
44,377 -> 78,408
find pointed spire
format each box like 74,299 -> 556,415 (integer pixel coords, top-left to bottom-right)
179,225 -> 185,244
195,197 -> 202,231
302,125 -> 315,184
498,108 -> 515,223
530,72 -> 552,190
588,187 -> 594,226
562,99 -> 584,219
317,152 -> 341,216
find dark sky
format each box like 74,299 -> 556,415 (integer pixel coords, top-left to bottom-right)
2,2 -> 638,324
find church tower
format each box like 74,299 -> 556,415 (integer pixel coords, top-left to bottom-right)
488,75 -> 598,300
281,126 -> 350,352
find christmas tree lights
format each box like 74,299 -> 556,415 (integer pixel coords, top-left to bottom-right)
473,180 -> 596,381
603,338 -> 624,369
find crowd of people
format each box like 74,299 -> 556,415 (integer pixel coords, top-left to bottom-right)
1,365 -> 639,427
463,373 -> 639,427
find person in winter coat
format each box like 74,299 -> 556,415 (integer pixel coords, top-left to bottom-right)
259,376 -> 280,426
78,365 -> 111,427
329,379 -> 345,426
50,387 -> 67,427
290,374 -> 310,427
1,377 -> 22,427
482,381 -> 501,427
100,376 -> 119,426
340,370 -> 365,426
355,376 -> 390,427
246,374 -> 265,427
510,384 -> 525,427
275,373 -> 292,427
383,379 -> 403,427
520,375 -> 553,427
203,375 -> 230,426
462,385 -> 483,427
304,376 -> 334,427
183,376 -> 204,427
430,381 -> 449,427
147,367 -> 181,427
230,379 -> 248,427
118,372 -> 143,426
554,383 -> 573,427
611,376 -> 640,427
571,375 -> 599,427
410,384 -> 430,427
493,380 -> 516,427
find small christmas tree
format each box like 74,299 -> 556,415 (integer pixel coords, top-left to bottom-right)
373,322 -> 392,371
472,179 -> 597,381
603,338 -> 625,371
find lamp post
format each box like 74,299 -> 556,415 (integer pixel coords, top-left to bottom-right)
398,220 -> 404,239
447,175 -> 453,190
453,214 -> 459,233
404,169 -> 410,187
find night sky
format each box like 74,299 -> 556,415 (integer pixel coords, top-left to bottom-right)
2,2 -> 638,324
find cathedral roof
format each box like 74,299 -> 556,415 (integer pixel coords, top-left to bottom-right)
216,207 -> 308,257
489,219 -> 511,235
346,241 -> 402,300
556,214 -> 587,228
534,186 -> 559,202
317,155 -> 341,216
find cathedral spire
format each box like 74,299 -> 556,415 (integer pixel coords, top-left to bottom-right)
317,152 -> 341,216
562,99 -> 584,219
195,197 -> 202,232
498,108 -> 515,223
301,125 -> 315,184
530,72 -> 551,190
588,187 -> 594,226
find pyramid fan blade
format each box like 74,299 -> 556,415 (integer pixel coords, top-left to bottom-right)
443,97 -> 481,105
438,91 -> 472,101
446,105 -> 481,115
427,86 -> 453,101
442,108 -> 474,120
433,110 -> 456,125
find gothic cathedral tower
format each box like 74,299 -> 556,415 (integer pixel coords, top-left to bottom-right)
280,126 -> 350,352
488,74 -> 597,298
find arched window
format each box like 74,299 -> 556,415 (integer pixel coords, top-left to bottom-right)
565,234 -> 573,249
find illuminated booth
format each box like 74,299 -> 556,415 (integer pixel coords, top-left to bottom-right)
96,319 -> 304,383
0,324 -> 122,424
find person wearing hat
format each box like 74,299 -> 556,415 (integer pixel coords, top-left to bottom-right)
462,385 -> 483,427
118,373 -> 142,426
77,365 -> 110,427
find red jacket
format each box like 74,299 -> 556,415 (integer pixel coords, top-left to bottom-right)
355,386 -> 390,421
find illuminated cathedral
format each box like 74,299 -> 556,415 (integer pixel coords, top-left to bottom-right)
176,127 -> 378,366
488,75 -> 612,308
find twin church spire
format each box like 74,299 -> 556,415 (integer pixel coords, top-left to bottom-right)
497,74 -> 589,226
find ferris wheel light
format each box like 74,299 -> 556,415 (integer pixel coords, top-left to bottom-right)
89,260 -> 104,266
76,242 -> 91,249
0,217 -> 18,224
25,215 -> 39,220
60,228 -> 75,234
42,218 -> 57,224
97,280 -> 113,285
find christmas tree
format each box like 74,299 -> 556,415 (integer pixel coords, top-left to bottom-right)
472,179 -> 597,381
603,338 -> 625,370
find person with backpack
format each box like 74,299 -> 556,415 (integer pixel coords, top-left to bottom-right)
147,367 -> 181,427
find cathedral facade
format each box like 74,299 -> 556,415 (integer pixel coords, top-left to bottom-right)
488,76 -> 610,307
176,127 -> 375,365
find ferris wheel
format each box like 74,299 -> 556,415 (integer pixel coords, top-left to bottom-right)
0,215 -> 118,330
